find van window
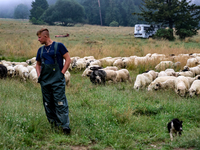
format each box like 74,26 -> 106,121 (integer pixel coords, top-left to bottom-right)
144,27 -> 150,31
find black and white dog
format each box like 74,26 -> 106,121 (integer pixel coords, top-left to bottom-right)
167,118 -> 183,141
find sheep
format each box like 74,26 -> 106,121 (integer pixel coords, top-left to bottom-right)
151,53 -> 166,61
189,80 -> 200,97
134,54 -> 151,66
155,61 -> 174,71
26,57 -> 36,65
115,69 -> 131,83
113,58 -> 125,68
122,57 -> 135,67
28,69 -> 38,83
81,65 -> 101,77
165,69 -> 176,76
174,76 -> 190,97
178,71 -> 194,77
72,58 -> 87,70
14,65 -> 24,76
27,66 -> 35,73
154,79 -> 176,91
158,71 -> 168,77
19,66 -> 29,81
64,70 -> 70,86
148,76 -> 177,91
186,58 -> 199,67
101,69 -> 117,83
134,72 -> 154,90
0,64 -> 7,79
184,66 -> 200,76
6,65 -> 15,77
86,60 -> 101,68
103,66 -> 118,71
12,62 -> 28,67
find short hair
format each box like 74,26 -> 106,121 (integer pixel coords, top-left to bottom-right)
36,28 -> 49,37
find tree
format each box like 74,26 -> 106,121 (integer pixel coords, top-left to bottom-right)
14,4 -> 30,19
29,0 -> 49,24
136,0 -> 200,40
41,0 -> 85,26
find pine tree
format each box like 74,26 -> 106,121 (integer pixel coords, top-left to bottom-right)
29,0 -> 49,24
136,0 -> 200,39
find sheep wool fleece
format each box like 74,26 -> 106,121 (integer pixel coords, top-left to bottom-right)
38,42 -> 70,130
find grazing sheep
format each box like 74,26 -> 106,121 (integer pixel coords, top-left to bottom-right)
28,69 -> 38,83
26,57 -> 36,65
155,61 -> 174,71
86,60 -> 101,68
116,69 -> 131,83
154,79 -> 176,91
12,62 -> 28,67
27,66 -> 35,73
148,76 -> 177,91
19,66 -> 29,81
186,57 -> 199,67
134,54 -> 151,66
178,71 -> 194,77
0,64 -> 7,79
64,71 -> 70,86
72,58 -> 87,70
113,58 -> 125,68
189,80 -> 200,97
158,71 -> 168,77
101,69 -> 117,83
14,65 -> 24,76
103,66 -> 118,71
174,76 -> 190,97
6,65 -> 15,77
134,72 -> 154,90
184,66 -> 200,76
81,65 -> 101,77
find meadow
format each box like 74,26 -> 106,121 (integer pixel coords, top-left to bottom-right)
1,18 -> 200,149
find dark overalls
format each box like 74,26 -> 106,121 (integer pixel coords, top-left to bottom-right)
38,43 -> 70,130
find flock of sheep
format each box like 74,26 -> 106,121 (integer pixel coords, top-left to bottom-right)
1,52 -> 200,97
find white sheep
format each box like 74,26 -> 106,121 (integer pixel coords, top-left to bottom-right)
6,65 -> 15,77
178,71 -> 194,77
134,72 -> 154,90
28,68 -> 38,83
115,69 -> 131,83
113,58 -> 125,68
64,71 -> 70,86
81,65 -> 100,77
19,66 -> 29,81
101,69 -> 117,83
148,76 -> 177,91
27,66 -> 35,73
103,66 -> 118,71
154,78 -> 176,91
155,61 -> 174,71
189,80 -> 200,97
174,76 -> 190,97
158,71 -> 168,77
186,57 -> 199,67
26,57 -> 36,65
184,66 -> 200,76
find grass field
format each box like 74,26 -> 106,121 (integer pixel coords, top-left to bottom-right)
1,19 -> 200,149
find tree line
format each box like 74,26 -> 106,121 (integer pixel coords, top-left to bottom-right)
28,0 -> 141,26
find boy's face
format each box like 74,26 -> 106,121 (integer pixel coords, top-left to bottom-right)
38,32 -> 47,45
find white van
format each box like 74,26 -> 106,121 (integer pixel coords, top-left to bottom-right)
134,24 -> 160,38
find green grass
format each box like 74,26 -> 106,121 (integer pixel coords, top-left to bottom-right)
1,73 -> 200,149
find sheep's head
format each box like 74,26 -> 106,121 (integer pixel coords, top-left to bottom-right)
189,88 -> 196,97
154,82 -> 161,90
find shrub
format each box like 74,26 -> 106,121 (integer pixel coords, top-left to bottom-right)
176,28 -> 197,40
154,28 -> 175,41
109,21 -> 119,27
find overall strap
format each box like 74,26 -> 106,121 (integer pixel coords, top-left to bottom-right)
54,42 -> 58,64
40,46 -> 45,64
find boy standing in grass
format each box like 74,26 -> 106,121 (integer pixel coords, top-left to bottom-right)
35,28 -> 71,134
